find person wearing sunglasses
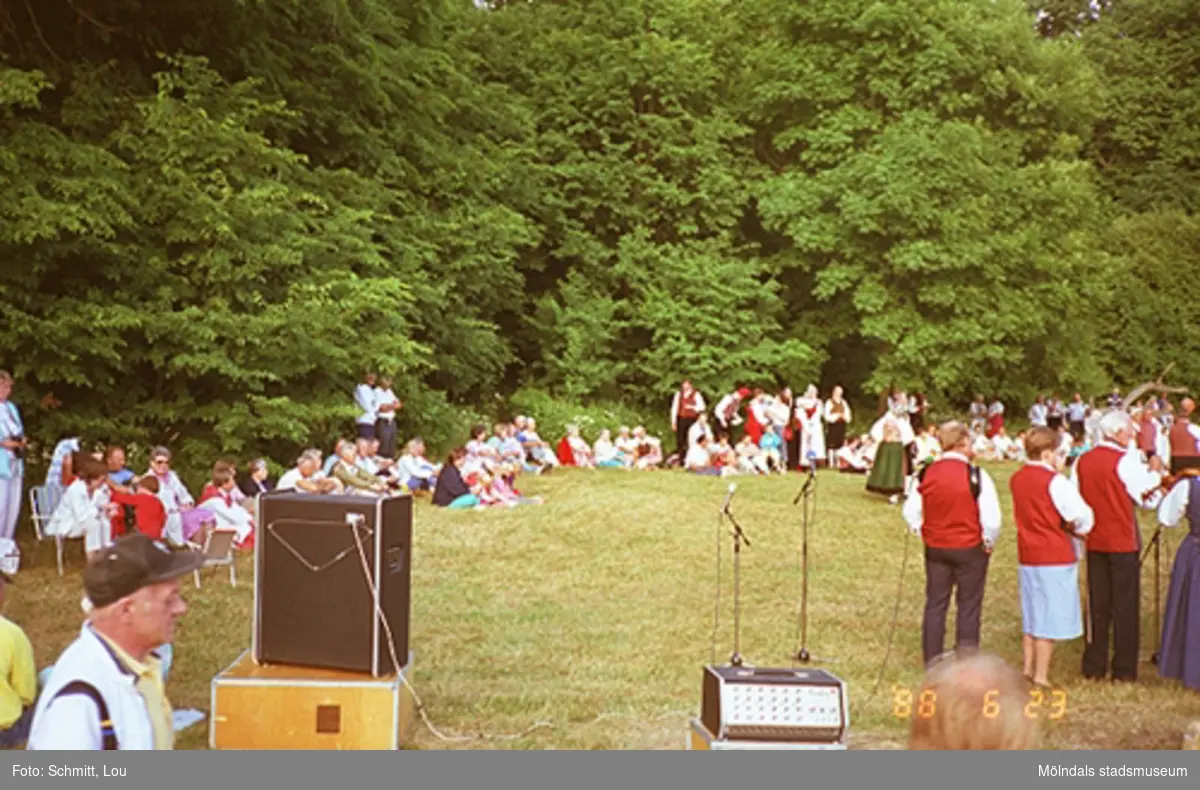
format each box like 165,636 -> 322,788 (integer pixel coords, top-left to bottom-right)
144,448 -> 194,547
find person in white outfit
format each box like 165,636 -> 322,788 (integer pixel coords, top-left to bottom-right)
354,372 -> 379,440
45,457 -> 113,557
0,371 -> 26,542
27,534 -> 202,750
143,448 -> 193,547
795,385 -> 826,468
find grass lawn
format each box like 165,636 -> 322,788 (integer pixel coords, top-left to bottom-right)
9,464 -> 1199,750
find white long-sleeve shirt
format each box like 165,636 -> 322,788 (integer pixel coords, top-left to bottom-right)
902,452 -> 1003,548
1029,403 -> 1048,427
713,393 -> 741,426
1025,461 -> 1095,536
1158,477 -> 1199,528
824,398 -> 852,424
355,384 -> 378,425
1069,440 -> 1164,510
870,414 -> 914,445
44,479 -> 110,552
373,387 -> 399,421
687,419 -> 711,449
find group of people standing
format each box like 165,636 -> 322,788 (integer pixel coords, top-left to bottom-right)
903,409 -> 1200,697
668,380 -> 855,471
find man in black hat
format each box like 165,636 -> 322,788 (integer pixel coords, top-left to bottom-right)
27,534 -> 203,750
0,538 -> 36,748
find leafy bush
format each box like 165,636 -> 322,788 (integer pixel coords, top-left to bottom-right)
506,388 -> 671,444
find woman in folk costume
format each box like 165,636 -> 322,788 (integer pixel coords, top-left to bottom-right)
909,393 -> 928,434
670,380 -> 706,462
1155,468 -> 1200,692
824,385 -> 852,467
1010,427 -> 1094,688
986,398 -> 1005,439
795,385 -> 826,468
865,401 -> 915,503
743,388 -> 766,446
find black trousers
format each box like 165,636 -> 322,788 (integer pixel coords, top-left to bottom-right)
1069,420 -> 1085,440
922,544 -> 991,666
1083,550 -> 1140,680
1171,456 -> 1200,475
375,418 -> 397,459
675,416 -> 697,458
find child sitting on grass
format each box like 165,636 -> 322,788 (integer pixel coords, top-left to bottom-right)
735,435 -> 769,475
709,436 -> 737,471
759,424 -> 784,472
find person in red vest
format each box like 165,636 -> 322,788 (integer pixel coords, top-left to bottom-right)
1010,427 -> 1095,687
1169,398 -> 1200,474
1071,410 -> 1164,682
903,421 -> 1003,667
670,380 -> 706,461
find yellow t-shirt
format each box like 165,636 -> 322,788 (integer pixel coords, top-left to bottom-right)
95,633 -> 174,750
0,615 -> 37,730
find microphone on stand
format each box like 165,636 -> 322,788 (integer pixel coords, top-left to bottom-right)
793,452 -> 818,504
721,483 -> 737,514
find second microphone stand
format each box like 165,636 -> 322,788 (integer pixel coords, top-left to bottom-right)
721,497 -> 752,667
792,461 -> 817,664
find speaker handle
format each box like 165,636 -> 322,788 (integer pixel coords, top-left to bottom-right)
266,519 -> 374,573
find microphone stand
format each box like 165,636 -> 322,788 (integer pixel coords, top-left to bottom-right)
793,462 -> 817,664
1141,526 -> 1164,665
721,500 -> 751,667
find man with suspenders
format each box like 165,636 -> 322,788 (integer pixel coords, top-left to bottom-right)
27,534 -> 202,750
903,421 -> 1003,667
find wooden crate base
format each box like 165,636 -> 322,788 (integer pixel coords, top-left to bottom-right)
688,719 -> 846,751
210,649 -> 415,750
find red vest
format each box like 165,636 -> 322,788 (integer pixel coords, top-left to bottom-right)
677,390 -> 701,420
1138,419 -> 1157,453
1010,464 -> 1074,566
1075,445 -> 1137,553
1170,418 -> 1197,458
918,458 -> 982,550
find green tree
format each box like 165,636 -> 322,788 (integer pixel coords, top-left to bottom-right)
734,0 -> 1110,404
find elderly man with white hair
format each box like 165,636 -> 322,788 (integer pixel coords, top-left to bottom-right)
1070,409 -> 1165,683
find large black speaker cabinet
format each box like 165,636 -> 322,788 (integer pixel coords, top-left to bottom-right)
253,492 -> 412,676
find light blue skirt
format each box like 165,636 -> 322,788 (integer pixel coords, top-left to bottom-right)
1019,564 -> 1082,641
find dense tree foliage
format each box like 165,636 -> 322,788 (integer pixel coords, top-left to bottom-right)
1,0 -> 1196,470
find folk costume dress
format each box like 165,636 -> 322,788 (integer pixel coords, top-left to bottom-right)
796,397 -> 825,468
1157,476 -> 1200,692
1010,461 -> 1094,642
824,397 -> 852,459
866,411 -> 914,496
986,401 -> 1005,439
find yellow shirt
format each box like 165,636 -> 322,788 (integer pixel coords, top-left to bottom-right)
0,615 -> 37,730
95,633 -> 174,750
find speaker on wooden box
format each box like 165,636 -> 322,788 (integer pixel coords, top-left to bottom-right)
253,492 -> 412,676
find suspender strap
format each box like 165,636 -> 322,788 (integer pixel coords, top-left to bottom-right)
916,462 -> 982,502
55,681 -> 119,750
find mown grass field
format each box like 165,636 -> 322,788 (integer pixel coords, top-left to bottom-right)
9,464 -> 1199,749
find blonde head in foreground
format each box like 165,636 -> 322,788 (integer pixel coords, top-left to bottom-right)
908,653 -> 1038,750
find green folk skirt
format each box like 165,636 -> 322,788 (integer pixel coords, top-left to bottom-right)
866,441 -> 908,496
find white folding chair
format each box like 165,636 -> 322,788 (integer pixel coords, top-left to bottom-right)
28,485 -> 79,576
190,527 -> 237,588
